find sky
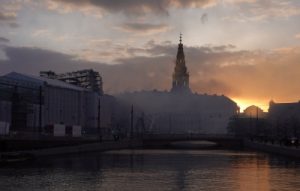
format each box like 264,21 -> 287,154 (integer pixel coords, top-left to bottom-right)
1,0 -> 300,111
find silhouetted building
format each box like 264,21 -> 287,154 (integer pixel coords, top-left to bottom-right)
171,34 -> 190,93
243,105 -> 266,118
40,69 -> 103,95
268,100 -> 300,139
116,35 -> 238,135
228,106 -> 268,138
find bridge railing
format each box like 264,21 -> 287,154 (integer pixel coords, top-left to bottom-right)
143,133 -> 236,141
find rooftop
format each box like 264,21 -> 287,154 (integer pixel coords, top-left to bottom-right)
1,72 -> 87,91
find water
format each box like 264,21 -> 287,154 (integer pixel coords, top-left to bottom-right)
0,149 -> 300,191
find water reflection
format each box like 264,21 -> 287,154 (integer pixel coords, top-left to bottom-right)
0,150 -> 300,191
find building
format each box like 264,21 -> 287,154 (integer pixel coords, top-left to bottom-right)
117,91 -> 237,134
171,34 -> 190,93
0,72 -> 115,138
116,35 -> 238,135
227,106 -> 268,138
243,105 -> 267,118
40,69 -> 103,95
268,100 -> 300,139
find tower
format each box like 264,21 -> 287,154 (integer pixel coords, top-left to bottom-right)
171,34 -> 190,93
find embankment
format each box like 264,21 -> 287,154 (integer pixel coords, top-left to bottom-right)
1,140 -> 143,158
244,139 -> 300,158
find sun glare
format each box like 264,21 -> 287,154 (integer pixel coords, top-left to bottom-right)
232,98 -> 269,112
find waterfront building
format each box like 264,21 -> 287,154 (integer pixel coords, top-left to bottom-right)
0,72 -> 115,138
268,100 -> 300,138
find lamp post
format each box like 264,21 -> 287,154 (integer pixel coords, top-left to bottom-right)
39,86 -> 42,135
97,96 -> 102,141
130,105 -> 133,140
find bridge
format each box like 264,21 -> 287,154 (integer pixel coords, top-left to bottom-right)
141,134 -> 243,148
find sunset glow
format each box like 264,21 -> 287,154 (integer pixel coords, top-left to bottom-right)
232,98 -> 270,112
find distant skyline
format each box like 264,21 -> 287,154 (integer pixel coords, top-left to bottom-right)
1,0 -> 300,111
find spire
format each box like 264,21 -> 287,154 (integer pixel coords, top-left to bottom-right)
179,33 -> 182,44
171,33 -> 190,93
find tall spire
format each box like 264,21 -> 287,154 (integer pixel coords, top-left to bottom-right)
179,33 -> 182,44
171,34 -> 190,93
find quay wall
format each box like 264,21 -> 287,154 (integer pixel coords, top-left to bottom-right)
2,140 -> 143,157
244,139 -> 300,158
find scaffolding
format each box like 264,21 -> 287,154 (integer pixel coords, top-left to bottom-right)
40,69 -> 103,95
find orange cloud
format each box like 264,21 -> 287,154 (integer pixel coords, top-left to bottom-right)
295,33 -> 300,39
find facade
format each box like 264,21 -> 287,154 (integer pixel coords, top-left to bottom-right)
117,91 -> 238,134
268,101 -> 300,138
0,72 -> 115,137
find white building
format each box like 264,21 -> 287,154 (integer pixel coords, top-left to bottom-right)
0,72 -> 115,137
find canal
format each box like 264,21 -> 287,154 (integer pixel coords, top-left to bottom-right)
0,149 -> 300,191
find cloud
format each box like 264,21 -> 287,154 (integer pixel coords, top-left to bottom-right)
8,22 -> 19,28
115,22 -> 170,35
45,0 -> 300,21
0,12 -> 16,21
223,0 -> 300,22
0,0 -> 24,28
251,1 -> 300,20
32,29 -> 52,37
201,13 -> 208,24
0,46 -> 82,74
0,37 -> 10,44
46,0 -> 217,16
223,0 -> 256,3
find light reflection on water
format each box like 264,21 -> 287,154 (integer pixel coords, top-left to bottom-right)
0,149 -> 300,191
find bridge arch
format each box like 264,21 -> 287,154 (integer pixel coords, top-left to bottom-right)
142,134 -> 243,149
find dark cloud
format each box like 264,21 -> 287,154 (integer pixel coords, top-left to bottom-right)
0,12 -> 19,28
0,46 -> 83,74
126,41 -> 236,57
0,12 -> 15,21
50,0 -> 216,15
0,37 -> 9,43
8,22 -> 19,28
117,22 -> 169,34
